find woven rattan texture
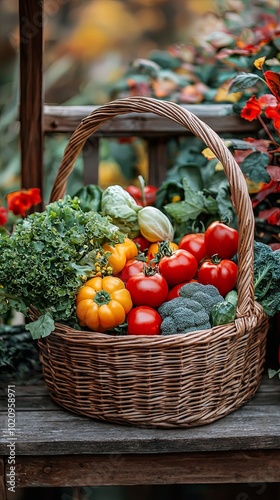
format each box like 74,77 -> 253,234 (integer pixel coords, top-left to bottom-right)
35,97 -> 269,428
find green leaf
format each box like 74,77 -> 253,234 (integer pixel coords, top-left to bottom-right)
267,368 -> 280,379
203,195 -> 219,215
164,178 -> 216,223
25,312 -> 55,340
167,163 -> 203,190
226,138 -> 258,151
228,73 -> 264,93
240,151 -> 271,183
215,179 -> 234,220
273,36 -> 280,51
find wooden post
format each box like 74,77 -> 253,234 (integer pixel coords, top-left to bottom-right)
19,0 -> 44,207
0,458 -> 7,500
83,137 -> 100,186
147,137 -> 169,186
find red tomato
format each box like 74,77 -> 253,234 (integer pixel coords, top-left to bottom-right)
197,258 -> 238,297
158,249 -> 198,287
126,271 -> 168,308
204,221 -> 238,260
178,233 -> 206,264
127,306 -> 162,335
167,279 -> 197,301
118,259 -> 144,283
133,235 -> 150,253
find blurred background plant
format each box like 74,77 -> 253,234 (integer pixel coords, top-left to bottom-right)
0,0 -> 279,245
0,0 -> 278,196
0,0 -> 216,200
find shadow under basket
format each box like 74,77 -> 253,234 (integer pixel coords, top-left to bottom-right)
34,96 -> 269,428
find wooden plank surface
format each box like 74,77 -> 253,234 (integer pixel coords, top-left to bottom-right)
43,104 -> 260,135
0,377 -> 279,457
7,450 -> 280,487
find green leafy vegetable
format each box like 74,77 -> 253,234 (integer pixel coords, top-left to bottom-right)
0,196 -> 125,337
101,184 -> 142,238
253,242 -> 280,317
73,184 -> 103,212
163,178 -> 218,223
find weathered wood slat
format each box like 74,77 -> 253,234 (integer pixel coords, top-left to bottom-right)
43,104 -> 260,135
9,451 -> 280,487
147,138 -> 169,186
1,408 -> 280,456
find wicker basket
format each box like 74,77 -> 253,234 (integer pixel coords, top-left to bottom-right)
35,96 -> 269,428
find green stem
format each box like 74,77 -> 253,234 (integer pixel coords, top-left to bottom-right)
0,289 -> 18,301
138,175 -> 147,207
211,254 -> 221,265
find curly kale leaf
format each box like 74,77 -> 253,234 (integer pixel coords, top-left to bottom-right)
0,196 -> 125,334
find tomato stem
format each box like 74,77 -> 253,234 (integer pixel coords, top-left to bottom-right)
143,262 -> 159,276
211,253 -> 221,264
191,220 -> 205,233
220,214 -> 233,226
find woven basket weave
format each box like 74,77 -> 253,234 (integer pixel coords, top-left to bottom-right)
35,96 -> 269,428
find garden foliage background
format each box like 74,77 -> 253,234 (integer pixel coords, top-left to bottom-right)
0,0 -> 278,199
1,0 -> 218,196
0,0 -> 279,243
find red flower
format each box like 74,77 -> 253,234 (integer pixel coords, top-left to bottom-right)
264,106 -> 279,119
262,102 -> 280,132
0,206 -> 8,226
241,96 -> 262,121
258,94 -> 278,109
7,188 -> 41,217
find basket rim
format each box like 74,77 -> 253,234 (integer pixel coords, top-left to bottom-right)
34,302 -> 267,348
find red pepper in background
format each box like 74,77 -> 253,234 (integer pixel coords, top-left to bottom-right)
126,176 -> 158,207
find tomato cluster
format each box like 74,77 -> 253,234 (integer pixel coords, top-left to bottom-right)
195,221 -> 239,297
76,221 -> 239,336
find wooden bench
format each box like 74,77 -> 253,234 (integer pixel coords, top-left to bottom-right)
1,374 -> 280,498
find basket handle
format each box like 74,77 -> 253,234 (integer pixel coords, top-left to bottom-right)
49,96 -> 255,317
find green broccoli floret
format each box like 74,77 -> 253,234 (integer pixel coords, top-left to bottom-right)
159,297 -> 200,318
158,297 -> 211,335
179,282 -> 223,313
